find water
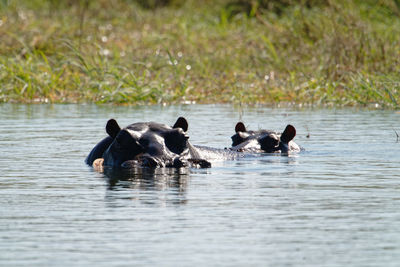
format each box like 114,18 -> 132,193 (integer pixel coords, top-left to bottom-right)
1,104 -> 399,266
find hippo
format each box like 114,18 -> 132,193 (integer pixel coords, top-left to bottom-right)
230,122 -> 301,153
86,117 -> 211,169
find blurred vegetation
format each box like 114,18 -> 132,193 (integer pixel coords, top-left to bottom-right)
0,0 -> 399,107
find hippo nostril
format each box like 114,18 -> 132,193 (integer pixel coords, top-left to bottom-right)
188,159 -> 212,168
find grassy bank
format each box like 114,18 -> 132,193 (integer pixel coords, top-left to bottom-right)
0,0 -> 400,107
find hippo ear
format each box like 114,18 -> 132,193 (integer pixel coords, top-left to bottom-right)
173,117 -> 188,132
106,119 -> 121,138
280,125 -> 296,143
235,122 -> 246,133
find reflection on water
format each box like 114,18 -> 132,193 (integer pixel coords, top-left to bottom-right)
104,167 -> 189,190
1,104 -> 400,267
104,167 -> 189,206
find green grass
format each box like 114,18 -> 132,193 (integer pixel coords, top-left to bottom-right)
0,0 -> 400,108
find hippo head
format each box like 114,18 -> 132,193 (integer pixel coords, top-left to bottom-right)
102,117 -> 192,168
231,122 -> 299,153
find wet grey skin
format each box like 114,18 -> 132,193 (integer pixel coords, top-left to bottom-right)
86,117 -> 211,169
230,122 -> 301,153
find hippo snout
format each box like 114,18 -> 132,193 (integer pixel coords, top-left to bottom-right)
137,155 -> 188,168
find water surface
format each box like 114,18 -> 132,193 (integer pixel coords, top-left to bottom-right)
1,104 -> 399,266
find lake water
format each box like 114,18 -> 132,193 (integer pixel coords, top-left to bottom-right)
1,104 -> 399,266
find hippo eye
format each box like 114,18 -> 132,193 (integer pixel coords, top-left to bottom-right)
116,130 -> 143,152
231,134 -> 244,147
259,134 -> 279,152
231,132 -> 251,146
239,132 -> 250,139
164,129 -> 189,154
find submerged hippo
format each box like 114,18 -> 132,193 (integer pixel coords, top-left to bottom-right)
86,117 -> 210,169
230,122 -> 301,153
